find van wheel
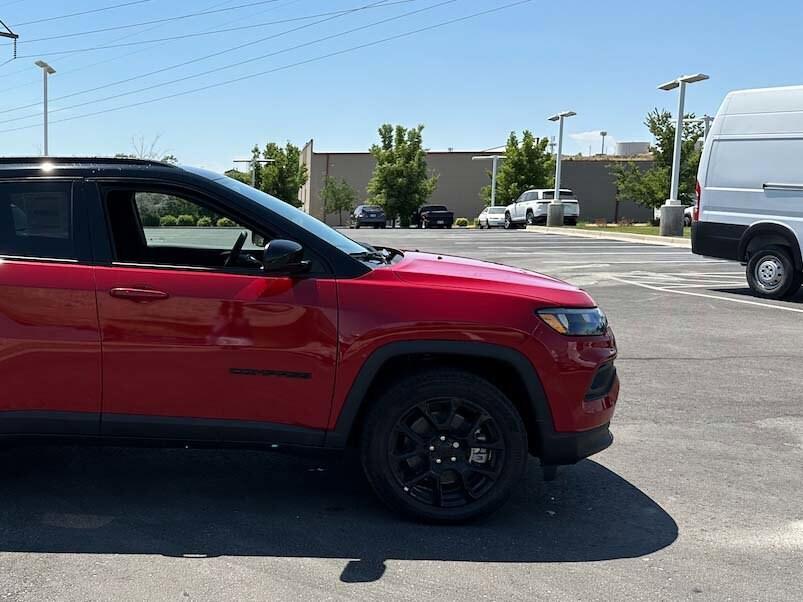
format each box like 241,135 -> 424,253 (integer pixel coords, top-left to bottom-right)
526,210 -> 536,225
360,369 -> 528,523
746,246 -> 800,299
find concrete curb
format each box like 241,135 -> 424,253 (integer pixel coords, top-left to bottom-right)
524,225 -> 691,248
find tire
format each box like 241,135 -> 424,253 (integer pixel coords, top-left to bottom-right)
355,224 -> 360,229
746,245 -> 800,299
565,217 -> 577,226
360,369 -> 528,523
683,215 -> 692,228
504,213 -> 514,230
526,210 -> 536,226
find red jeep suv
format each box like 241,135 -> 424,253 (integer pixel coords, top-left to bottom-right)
0,157 -> 618,522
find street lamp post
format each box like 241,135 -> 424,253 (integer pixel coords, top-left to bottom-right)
34,60 -> 56,156
547,111 -> 576,227
600,131 -> 607,155
657,73 -> 709,236
233,157 -> 276,187
472,155 -> 505,206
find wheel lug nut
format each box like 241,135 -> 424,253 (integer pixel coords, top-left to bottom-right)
450,457 -> 457,462
452,442 -> 459,448
435,458 -> 442,464
429,446 -> 435,451
440,435 -> 446,441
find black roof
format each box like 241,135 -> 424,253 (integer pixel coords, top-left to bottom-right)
0,156 -> 179,170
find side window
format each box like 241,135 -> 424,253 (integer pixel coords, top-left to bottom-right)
0,181 -> 75,260
103,187 -> 267,270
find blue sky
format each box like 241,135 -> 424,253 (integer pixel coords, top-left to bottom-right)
1,0 -> 802,173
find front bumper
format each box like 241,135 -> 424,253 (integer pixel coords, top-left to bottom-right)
538,422 -> 614,465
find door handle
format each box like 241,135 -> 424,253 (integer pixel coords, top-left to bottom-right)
109,287 -> 170,301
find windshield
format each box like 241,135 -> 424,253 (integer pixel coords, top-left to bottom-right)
214,174 -> 368,255
488,207 -> 506,214
423,205 -> 447,212
361,205 -> 382,211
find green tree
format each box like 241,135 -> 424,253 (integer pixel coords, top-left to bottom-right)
259,142 -> 308,206
481,131 -> 555,207
612,109 -> 704,209
367,124 -> 437,227
321,176 -> 357,225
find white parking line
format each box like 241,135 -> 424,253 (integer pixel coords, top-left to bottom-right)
610,275 -> 803,313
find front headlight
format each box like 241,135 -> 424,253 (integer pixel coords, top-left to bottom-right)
536,307 -> 608,336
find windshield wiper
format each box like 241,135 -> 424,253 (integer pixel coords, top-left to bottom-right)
349,250 -> 389,264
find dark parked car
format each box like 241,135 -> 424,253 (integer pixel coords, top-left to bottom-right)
350,204 -> 386,229
0,157 -> 618,523
412,204 -> 454,229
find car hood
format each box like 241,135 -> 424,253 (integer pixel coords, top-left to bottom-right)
391,252 -> 595,306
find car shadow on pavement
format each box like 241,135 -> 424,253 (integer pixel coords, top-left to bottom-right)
0,446 -> 677,583
710,286 -> 803,303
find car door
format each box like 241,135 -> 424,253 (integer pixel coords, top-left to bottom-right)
513,193 -> 528,220
90,183 -> 338,445
0,179 -> 101,435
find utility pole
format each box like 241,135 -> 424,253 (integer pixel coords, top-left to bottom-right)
0,18 -> 18,59
472,155 -> 505,206
35,61 -> 56,156
233,157 -> 275,188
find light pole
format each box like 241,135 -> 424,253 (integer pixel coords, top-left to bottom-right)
600,131 -> 608,155
472,155 -> 505,206
685,115 -> 714,140
233,157 -> 275,187
34,60 -> 56,156
657,72 -> 709,236
547,110 -> 576,227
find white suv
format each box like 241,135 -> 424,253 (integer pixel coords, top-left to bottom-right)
504,189 -> 580,229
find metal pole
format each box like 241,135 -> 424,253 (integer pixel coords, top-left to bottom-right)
553,116 -> 564,204
669,81 -> 686,204
490,155 -> 498,207
42,68 -> 48,156
251,159 -> 256,188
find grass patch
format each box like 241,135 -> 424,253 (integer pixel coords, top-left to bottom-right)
575,223 -> 691,238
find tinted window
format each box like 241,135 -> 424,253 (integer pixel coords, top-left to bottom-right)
0,181 -> 75,260
215,175 -> 367,255
488,207 -> 506,214
542,190 -> 575,200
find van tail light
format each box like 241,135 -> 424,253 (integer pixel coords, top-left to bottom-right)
693,180 -> 701,221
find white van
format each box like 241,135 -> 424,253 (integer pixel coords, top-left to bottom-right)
693,85 -> 803,299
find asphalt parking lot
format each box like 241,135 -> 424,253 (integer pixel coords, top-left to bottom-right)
2,228 -> 801,600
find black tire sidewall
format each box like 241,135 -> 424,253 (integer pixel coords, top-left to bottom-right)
360,370 -> 529,523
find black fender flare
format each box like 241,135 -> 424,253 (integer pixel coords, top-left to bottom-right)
738,222 -> 803,269
324,340 -> 553,449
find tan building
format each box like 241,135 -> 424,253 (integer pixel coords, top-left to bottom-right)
299,139 -> 654,225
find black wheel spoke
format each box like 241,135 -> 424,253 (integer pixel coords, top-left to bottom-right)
389,397 -> 507,509
467,463 -> 501,480
392,449 -> 421,461
417,402 -> 441,431
395,422 -> 427,446
403,470 -> 433,489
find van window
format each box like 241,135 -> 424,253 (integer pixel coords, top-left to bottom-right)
707,138 -> 803,188
0,181 -> 75,260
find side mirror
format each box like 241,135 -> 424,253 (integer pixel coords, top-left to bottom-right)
263,239 -> 310,274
